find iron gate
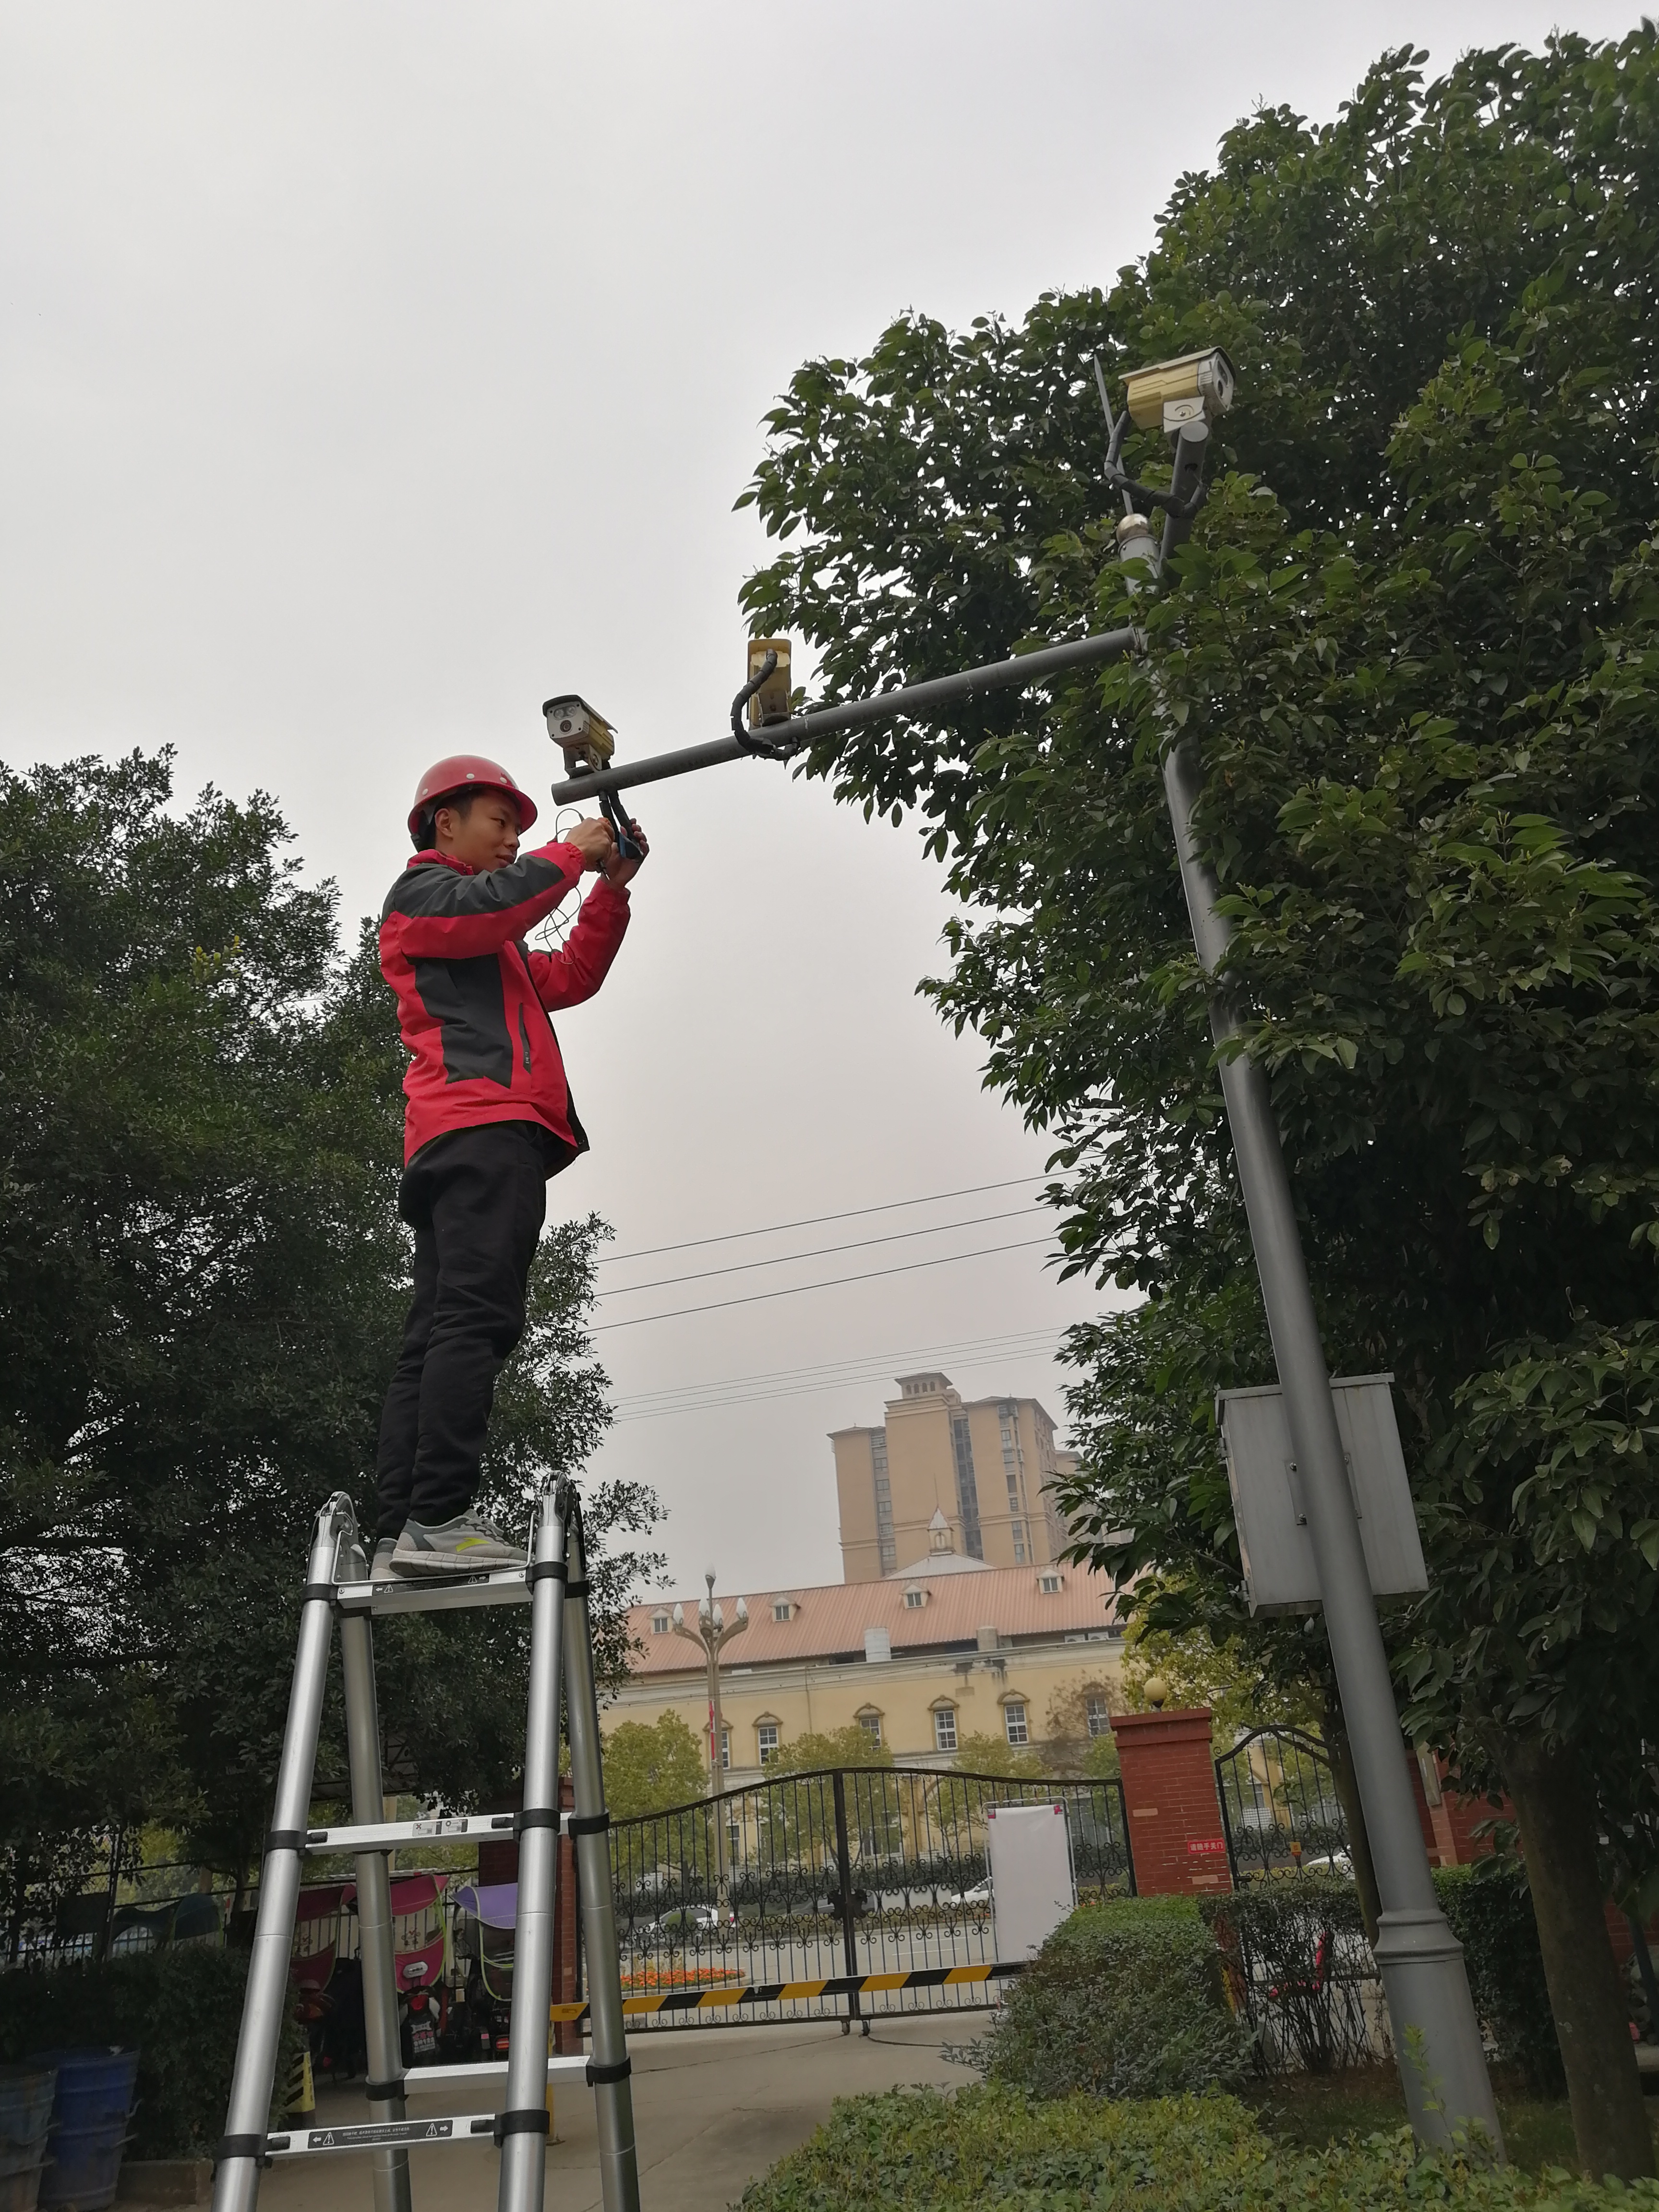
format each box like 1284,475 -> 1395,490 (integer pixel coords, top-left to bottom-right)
604,1765 -> 1133,2029
1214,1726 -> 1349,1882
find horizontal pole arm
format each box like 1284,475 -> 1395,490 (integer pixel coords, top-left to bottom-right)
549,626 -> 1139,802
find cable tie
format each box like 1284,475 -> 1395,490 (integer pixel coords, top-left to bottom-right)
516,1808 -> 561,1835
567,1812 -> 610,1838
264,1830 -> 304,1857
527,1561 -> 567,1586
214,2135 -> 269,2170
493,2110 -> 551,2146
586,2056 -> 631,2086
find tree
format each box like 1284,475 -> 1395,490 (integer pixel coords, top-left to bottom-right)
600,1713 -> 707,1821
739,33 -> 1659,2177
768,1726 -> 895,1776
0,752 -> 656,1916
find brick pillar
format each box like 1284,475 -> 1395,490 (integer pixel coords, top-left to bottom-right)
474,1779 -> 581,2055
1109,1707 -> 1232,1895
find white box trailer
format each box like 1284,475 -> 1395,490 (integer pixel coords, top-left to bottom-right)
985,1801 -> 1076,1961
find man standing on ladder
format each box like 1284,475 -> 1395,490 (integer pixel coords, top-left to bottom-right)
372,756 -> 646,1579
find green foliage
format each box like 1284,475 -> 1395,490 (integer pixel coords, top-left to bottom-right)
965,1898 -> 1253,2100
768,1725 -> 896,1774
1202,1876 -> 1375,2075
0,1948 -> 301,2156
736,23 -> 1659,1945
0,750 -> 657,1912
601,1712 -> 708,1819
950,1732 -> 1045,1781
1435,1865 -> 1564,2097
737,2080 -> 1653,2212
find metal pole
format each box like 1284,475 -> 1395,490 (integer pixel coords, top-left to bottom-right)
706,1575 -> 729,1900
564,1499 -> 642,2212
831,1773 -> 865,2036
497,1490 -> 568,2212
550,628 -> 1138,804
213,1495 -> 355,2212
337,1548 -> 412,2212
1149,423 -> 1504,2152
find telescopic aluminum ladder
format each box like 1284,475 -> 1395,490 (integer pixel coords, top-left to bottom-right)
211,1480 -> 639,2212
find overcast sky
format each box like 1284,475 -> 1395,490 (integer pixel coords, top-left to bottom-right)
1,2 -> 1639,1599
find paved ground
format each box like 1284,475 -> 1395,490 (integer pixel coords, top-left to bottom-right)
262,2018 -> 978,2212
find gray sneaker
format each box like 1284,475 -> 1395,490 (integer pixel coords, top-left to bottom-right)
391,1509 -> 527,1578
370,1538 -> 399,1584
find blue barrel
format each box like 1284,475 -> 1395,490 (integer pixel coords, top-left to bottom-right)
24,2054 -> 137,2135
37,2119 -> 130,2212
0,2071 -> 56,2153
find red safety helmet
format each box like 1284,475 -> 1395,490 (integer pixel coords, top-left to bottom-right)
407,755 -> 539,846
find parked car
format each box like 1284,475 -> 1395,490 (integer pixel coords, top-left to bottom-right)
646,1904 -> 734,1943
942,1879 -> 992,1909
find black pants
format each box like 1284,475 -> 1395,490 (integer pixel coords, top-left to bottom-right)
374,1122 -> 551,1540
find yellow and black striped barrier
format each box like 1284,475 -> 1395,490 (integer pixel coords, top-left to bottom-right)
549,1960 -> 1024,2023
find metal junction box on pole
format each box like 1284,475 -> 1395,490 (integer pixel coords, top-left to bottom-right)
1218,1374 -> 1428,1617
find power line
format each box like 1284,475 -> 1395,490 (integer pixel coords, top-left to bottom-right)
590,1234 -> 1056,1334
611,1328 -> 1064,1422
599,1206 -> 1038,1299
595,1175 -> 1046,1267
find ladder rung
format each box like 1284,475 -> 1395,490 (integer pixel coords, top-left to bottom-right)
303,1813 -> 549,1853
265,2115 -> 500,2158
398,2058 -> 589,2092
333,1570 -> 532,1617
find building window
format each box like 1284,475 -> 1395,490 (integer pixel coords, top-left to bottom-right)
858,1710 -> 882,1745
1004,1701 -> 1029,1748
904,1587 -> 925,1610
650,1611 -> 670,1634
933,1706 -> 958,1754
950,1415 -> 984,1559
872,1431 -> 896,1575
720,1728 -> 730,1771
1012,1527 -> 1026,1565
757,1722 -> 779,1766
1038,1570 -> 1062,1594
772,1600 -> 792,1622
1086,1695 -> 1111,1739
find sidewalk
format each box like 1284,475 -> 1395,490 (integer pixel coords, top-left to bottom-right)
263,2017 -> 979,2212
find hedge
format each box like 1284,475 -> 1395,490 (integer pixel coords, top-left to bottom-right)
963,1897 -> 1255,2099
1434,1865 -> 1564,2097
0,1948 -> 300,2158
736,2083 -> 1654,2212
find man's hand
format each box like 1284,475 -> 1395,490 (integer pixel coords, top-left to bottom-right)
563,816 -> 617,871
603,819 -> 649,888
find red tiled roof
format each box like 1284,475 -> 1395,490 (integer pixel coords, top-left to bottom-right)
625,1563 -> 1121,1676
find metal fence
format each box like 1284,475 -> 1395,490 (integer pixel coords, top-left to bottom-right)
606,1765 -> 1134,2030
1214,1727 -> 1349,1883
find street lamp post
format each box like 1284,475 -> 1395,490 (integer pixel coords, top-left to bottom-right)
671,1570 -> 748,1899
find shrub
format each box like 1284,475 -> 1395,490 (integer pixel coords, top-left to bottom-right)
1434,1864 -> 1564,2097
735,2082 -> 1655,2212
965,1898 -> 1255,2099
1201,1875 -> 1377,2074
0,1948 -> 300,2157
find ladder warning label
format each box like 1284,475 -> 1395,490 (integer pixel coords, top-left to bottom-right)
306,2122 -> 455,2149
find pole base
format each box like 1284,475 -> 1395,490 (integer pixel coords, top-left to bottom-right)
1373,1905 -> 1505,2159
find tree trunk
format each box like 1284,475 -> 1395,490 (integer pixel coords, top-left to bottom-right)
1499,1731 -> 1654,2180
1320,1686 -> 1382,1947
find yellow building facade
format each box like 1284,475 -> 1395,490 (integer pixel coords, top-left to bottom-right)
604,1556 -> 1124,1788
829,1371 -> 1078,1581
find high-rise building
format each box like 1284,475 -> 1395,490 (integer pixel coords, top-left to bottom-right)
830,1372 -> 1078,1582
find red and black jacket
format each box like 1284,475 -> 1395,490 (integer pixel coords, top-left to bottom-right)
379,843 -> 630,1167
